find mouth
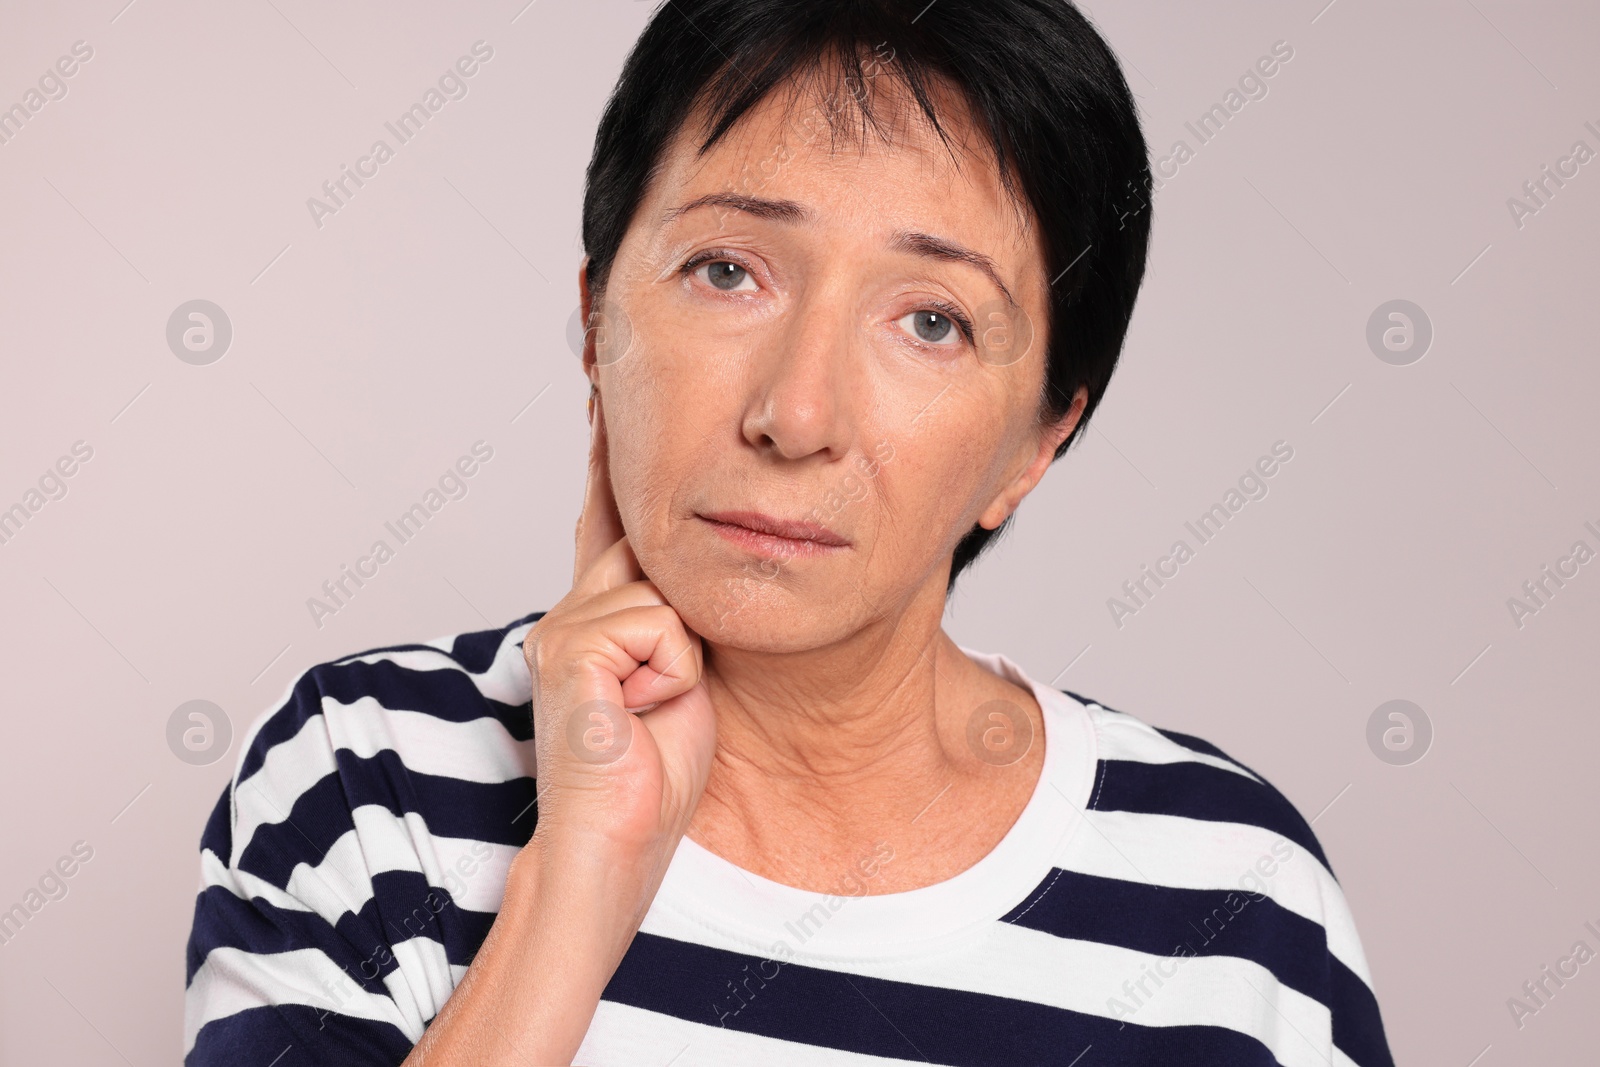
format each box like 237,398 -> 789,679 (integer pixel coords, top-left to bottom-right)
696,510 -> 851,558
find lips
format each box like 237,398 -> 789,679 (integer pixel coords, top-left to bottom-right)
697,510 -> 850,548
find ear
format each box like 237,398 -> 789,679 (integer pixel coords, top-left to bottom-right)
977,386 -> 1088,530
577,256 -> 598,388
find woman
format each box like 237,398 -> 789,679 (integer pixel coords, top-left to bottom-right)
184,1 -> 1393,1064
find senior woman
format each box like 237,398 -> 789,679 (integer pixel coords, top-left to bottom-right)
184,1 -> 1393,1064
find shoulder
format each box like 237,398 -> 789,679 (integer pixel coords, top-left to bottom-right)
1041,691 -> 1392,1065
1063,688 -> 1332,876
1053,688 -> 1378,977
186,612 -> 546,1056
236,609 -> 544,785
1057,689 -> 1382,990
212,611 -> 545,883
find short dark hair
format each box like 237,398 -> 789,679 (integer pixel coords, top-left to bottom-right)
582,0 -> 1152,593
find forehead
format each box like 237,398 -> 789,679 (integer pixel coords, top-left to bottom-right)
642,73 -> 1041,271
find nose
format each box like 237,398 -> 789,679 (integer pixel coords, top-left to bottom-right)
740,289 -> 857,463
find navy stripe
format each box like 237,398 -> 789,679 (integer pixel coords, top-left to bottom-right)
238,663 -> 530,786
186,1004 -> 413,1067
1154,726 -> 1259,774
236,772 -> 358,884
605,931 -> 1280,1065
186,884 -> 388,993
1000,868 -> 1329,1004
1062,692 -> 1329,878
1092,758 -> 1329,870
315,659 -> 532,736
238,755 -> 536,887
237,672 -> 325,785
186,871 -> 497,986
1331,954 -> 1395,1067
445,610 -> 543,672
198,786 -> 232,864
364,869 -> 497,968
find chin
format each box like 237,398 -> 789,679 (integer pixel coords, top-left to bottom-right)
621,512 -> 855,651
644,556 -> 861,654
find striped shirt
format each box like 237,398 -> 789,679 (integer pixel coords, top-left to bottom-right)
183,611 -> 1394,1066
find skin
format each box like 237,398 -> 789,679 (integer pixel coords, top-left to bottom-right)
402,71 -> 1087,1065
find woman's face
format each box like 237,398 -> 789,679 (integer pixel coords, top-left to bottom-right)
589,78 -> 1078,653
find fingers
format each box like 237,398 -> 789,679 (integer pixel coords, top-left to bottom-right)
573,535 -> 646,599
618,626 -> 704,710
552,573 -> 667,632
530,604 -> 703,719
533,579 -> 707,709
574,388 -> 626,585
634,678 -> 718,829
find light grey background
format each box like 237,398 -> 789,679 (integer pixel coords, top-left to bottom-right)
1,1 -> 1595,1063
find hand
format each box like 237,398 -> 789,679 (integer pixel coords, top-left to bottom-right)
401,388 -> 718,1067
521,386 -> 717,858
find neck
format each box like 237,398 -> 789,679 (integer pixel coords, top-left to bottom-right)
684,581 -> 1046,892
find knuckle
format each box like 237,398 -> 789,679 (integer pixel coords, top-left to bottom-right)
523,621 -> 568,681
649,603 -> 685,635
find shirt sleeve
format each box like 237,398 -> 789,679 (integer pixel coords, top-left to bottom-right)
1099,718 -> 1396,1066
182,671 -> 425,1066
1317,873 -> 1394,1067
1237,761 -> 1396,1067
1235,769 -> 1396,1067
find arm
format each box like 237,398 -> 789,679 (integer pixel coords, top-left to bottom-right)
404,389 -> 715,1063
399,831 -> 667,1063
1320,881 -> 1394,1067
188,391 -> 713,1065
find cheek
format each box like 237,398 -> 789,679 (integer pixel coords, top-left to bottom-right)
601,347 -> 722,537
605,394 -> 679,531
867,422 -> 997,559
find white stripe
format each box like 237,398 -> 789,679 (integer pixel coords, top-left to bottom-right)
402,823 -> 516,916
281,808 -> 518,924
199,847 -> 312,914
577,1000 -> 934,1066
1065,809 -> 1374,987
184,946 -> 420,1055
321,696 -> 535,782
1079,704 -> 1382,989
231,712 -> 339,865
284,824 -> 375,922
1079,699 -> 1378,983
1089,706 -> 1262,782
384,936 -> 458,1033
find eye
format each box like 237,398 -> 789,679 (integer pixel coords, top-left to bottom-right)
694,259 -> 756,292
898,309 -> 962,346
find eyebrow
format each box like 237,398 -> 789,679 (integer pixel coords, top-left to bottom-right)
890,231 -> 1018,309
662,194 -> 1018,308
662,192 -> 809,225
